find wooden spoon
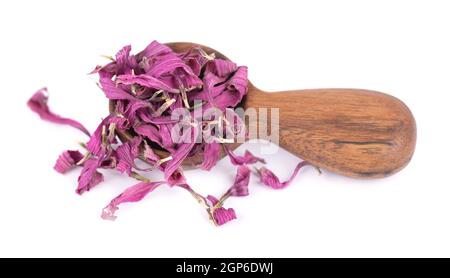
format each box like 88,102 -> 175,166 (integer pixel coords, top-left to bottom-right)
110,42 -> 416,179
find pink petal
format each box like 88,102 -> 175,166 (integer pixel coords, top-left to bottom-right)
53,150 -> 84,174
206,59 -> 237,77
86,116 -> 111,156
101,181 -> 165,220
167,169 -> 186,186
76,158 -> 104,195
200,142 -> 220,171
108,116 -> 130,131
257,161 -> 311,189
206,195 -> 236,226
134,124 -> 163,148
138,40 -> 172,59
115,45 -> 137,74
86,115 -> 122,156
116,73 -> 178,93
224,146 -> 265,165
213,207 -> 237,226
227,166 -> 251,197
116,137 -> 142,175
27,88 -> 90,136
99,72 -> 138,101
163,125 -> 199,180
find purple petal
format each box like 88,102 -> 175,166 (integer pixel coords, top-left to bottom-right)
134,124 -> 163,148
200,142 -> 220,171
167,169 -> 186,186
99,72 -> 137,101
138,40 -> 172,59
53,150 -> 84,174
108,116 -> 130,131
115,45 -> 137,74
27,88 -> 90,136
101,181 -> 165,220
206,195 -> 236,226
227,166 -> 251,197
116,137 -> 142,175
86,116 -> 111,156
212,66 -> 248,110
257,161 -> 311,189
85,115 -> 123,156
202,72 -> 222,108
143,143 -> 160,163
146,53 -> 189,77
213,207 -> 237,226
116,73 -> 178,93
76,158 -> 104,195
123,101 -> 151,124
224,146 -> 265,165
206,59 -> 237,77
163,142 -> 195,180
179,47 -> 212,75
163,126 -> 199,179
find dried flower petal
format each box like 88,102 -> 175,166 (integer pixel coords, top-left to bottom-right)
54,150 -> 84,174
138,40 -> 172,60
116,137 -> 142,175
206,195 -> 236,226
167,168 -> 186,186
86,116 -> 112,156
134,124 -> 163,148
27,88 -> 90,136
227,166 -> 251,197
200,142 -> 220,171
101,181 -> 165,220
76,158 -> 104,195
257,161 -> 311,189
116,73 -> 178,94
99,72 -> 139,101
224,146 -> 265,165
206,59 -> 237,77
163,125 -> 199,179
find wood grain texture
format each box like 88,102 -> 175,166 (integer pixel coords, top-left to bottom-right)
110,42 -> 417,178
245,85 -> 416,178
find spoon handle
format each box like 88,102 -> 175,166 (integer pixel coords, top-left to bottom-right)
245,87 -> 416,178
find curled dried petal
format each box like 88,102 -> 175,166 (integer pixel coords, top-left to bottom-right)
227,166 -> 251,197
27,88 -> 90,136
101,181 -> 165,220
54,150 -> 84,174
257,161 -> 311,189
200,142 -> 220,171
76,158 -> 104,195
224,146 -> 265,165
206,195 -> 236,226
116,137 -> 142,175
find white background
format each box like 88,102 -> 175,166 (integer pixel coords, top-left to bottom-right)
0,0 -> 449,258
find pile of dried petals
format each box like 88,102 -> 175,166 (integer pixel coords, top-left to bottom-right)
28,41 -> 315,226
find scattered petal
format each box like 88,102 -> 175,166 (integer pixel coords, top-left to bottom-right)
206,195 -> 236,226
224,146 -> 265,165
54,150 -> 84,174
227,166 -> 251,197
257,161 -> 311,189
27,88 -> 90,136
101,181 -> 165,220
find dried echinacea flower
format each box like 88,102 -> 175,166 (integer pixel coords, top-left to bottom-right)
28,40 -> 317,226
